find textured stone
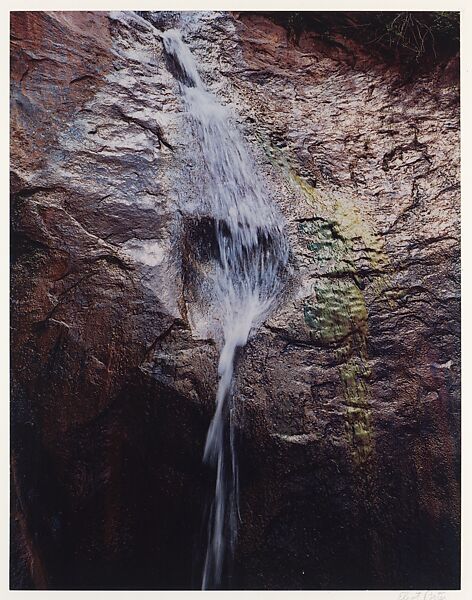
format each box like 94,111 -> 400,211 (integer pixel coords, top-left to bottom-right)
10,11 -> 460,590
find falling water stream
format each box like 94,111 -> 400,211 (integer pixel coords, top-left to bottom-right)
162,23 -> 289,589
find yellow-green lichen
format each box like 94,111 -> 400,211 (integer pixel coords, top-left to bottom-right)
289,176 -> 380,465
258,135 -> 391,465
339,355 -> 374,463
298,219 -> 356,275
304,279 -> 367,345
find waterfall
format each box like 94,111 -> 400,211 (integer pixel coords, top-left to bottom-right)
162,25 -> 289,590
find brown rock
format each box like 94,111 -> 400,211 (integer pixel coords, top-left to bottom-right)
10,10 -> 460,590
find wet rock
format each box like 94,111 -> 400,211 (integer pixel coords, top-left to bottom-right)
11,10 -> 459,590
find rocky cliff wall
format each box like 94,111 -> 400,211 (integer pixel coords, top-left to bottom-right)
10,11 -> 460,589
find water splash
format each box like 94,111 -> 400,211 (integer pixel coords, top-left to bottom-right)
162,26 -> 289,589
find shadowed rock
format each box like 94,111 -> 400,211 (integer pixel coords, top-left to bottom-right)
10,10 -> 459,590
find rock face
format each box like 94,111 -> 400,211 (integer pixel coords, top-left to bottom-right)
10,11 -> 460,590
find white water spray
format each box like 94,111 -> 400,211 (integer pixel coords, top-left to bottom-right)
162,26 -> 289,589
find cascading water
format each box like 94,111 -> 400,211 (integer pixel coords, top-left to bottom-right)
162,24 -> 289,590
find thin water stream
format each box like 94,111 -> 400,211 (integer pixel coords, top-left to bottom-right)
162,23 -> 289,589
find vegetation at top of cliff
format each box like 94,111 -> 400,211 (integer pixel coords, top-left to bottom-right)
261,11 -> 459,71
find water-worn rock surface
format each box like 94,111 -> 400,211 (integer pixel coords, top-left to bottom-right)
10,11 -> 460,590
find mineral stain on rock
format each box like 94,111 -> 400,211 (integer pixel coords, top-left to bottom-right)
10,10 -> 460,591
